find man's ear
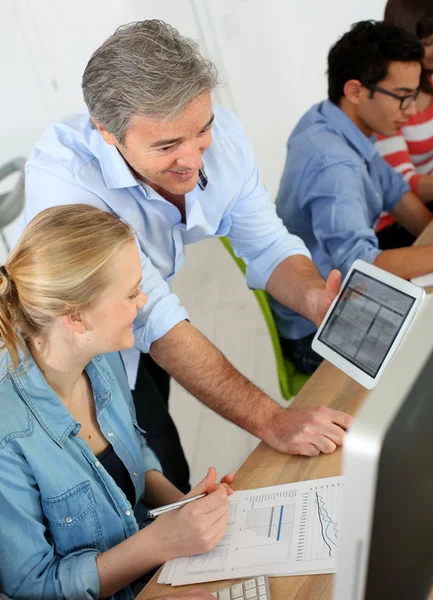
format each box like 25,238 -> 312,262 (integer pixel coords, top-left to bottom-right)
61,312 -> 87,334
343,79 -> 369,106
91,117 -> 117,146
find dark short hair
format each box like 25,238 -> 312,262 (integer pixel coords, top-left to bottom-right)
328,20 -> 424,105
384,0 -> 433,93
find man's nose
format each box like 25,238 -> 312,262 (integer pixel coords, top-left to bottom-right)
404,100 -> 417,117
176,142 -> 203,170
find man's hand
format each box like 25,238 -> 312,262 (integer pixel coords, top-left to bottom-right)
261,405 -> 352,456
307,269 -> 342,328
151,321 -> 352,460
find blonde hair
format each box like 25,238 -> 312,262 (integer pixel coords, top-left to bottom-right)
0,204 -> 134,368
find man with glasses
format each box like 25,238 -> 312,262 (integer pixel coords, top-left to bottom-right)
270,20 -> 433,375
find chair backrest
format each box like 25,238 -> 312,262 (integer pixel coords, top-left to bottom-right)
220,237 -> 309,399
0,157 -> 26,228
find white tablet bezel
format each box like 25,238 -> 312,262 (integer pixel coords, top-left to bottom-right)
311,259 -> 425,389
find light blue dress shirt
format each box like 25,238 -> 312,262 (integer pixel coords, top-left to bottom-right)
22,105 -> 310,362
270,100 -> 410,341
0,350 -> 161,600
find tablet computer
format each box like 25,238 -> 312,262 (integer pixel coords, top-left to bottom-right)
311,259 -> 425,389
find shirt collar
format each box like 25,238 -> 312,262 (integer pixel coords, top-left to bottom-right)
9,352 -> 113,448
89,120 -> 209,192
321,99 -> 377,163
90,125 -> 138,190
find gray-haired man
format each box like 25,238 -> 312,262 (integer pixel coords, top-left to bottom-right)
21,20 -> 351,491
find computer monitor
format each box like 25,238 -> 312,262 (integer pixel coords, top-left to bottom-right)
334,294 -> 433,600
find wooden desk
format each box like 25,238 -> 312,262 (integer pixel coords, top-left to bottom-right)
140,220 -> 433,600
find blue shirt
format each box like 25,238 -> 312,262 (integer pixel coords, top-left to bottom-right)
0,350 -> 161,600
22,105 -> 310,359
270,100 -> 410,341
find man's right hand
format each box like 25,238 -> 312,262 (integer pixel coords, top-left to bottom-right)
151,321 -> 352,459
261,405 -> 352,457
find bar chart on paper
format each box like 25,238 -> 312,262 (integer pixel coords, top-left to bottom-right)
159,476 -> 344,586
244,503 -> 295,543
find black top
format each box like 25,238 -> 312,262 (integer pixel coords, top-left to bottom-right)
98,444 -> 135,507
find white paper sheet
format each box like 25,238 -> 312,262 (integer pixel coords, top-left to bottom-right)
159,476 -> 343,586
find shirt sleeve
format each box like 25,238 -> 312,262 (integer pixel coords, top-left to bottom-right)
25,163 -> 189,353
375,132 -> 421,195
227,134 -> 311,290
303,162 -> 382,278
0,449 -> 101,599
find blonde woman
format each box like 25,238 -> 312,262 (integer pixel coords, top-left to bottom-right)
0,205 -> 231,600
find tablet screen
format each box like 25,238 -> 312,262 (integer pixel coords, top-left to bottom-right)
318,269 -> 415,378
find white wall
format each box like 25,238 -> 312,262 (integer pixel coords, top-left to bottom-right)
1,0 -> 387,256
196,0 -> 386,196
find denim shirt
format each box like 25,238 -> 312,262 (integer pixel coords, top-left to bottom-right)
270,100 -> 410,341
0,350 -> 161,600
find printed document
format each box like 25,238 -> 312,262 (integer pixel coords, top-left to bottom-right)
159,476 -> 343,585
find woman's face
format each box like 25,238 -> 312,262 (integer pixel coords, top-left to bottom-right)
421,33 -> 433,72
81,241 -> 147,353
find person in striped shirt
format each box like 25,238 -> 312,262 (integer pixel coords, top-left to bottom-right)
376,0 -> 433,207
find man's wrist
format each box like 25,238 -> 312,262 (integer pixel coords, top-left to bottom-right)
304,281 -> 326,325
254,401 -> 287,446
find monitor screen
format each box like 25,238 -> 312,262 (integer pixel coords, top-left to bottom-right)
318,269 -> 415,378
334,293 -> 433,600
362,348 -> 433,598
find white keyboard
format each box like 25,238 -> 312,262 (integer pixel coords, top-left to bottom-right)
211,575 -> 271,600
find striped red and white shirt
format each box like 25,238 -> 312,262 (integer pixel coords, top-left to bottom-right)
375,96 -> 433,195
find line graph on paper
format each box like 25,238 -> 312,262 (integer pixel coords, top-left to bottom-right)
296,482 -> 342,561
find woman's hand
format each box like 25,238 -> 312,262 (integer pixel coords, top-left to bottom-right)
149,467 -> 231,560
219,472 -> 234,494
183,466 -> 234,497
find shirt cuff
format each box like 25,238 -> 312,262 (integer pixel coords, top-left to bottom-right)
340,246 -> 382,278
59,549 -> 100,599
142,446 -> 163,474
246,243 -> 312,290
387,180 -> 411,211
133,294 -> 190,353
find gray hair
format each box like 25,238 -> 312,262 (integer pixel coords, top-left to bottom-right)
82,20 -> 219,144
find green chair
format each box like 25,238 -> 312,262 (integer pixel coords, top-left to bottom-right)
220,237 -> 310,400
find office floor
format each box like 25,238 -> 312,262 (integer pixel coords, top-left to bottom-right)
168,237 -> 288,487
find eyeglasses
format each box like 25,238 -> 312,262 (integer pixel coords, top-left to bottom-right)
367,84 -> 420,110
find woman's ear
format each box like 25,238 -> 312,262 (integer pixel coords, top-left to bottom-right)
61,312 -> 87,334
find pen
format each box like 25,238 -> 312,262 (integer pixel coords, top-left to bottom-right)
148,493 -> 207,518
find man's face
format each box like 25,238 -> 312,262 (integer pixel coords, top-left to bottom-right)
357,61 -> 421,137
100,92 -> 213,197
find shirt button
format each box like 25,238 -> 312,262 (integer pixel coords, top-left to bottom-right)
107,432 -> 114,438
133,472 -> 138,478
64,516 -> 72,524
95,460 -> 101,468
125,509 -> 131,517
